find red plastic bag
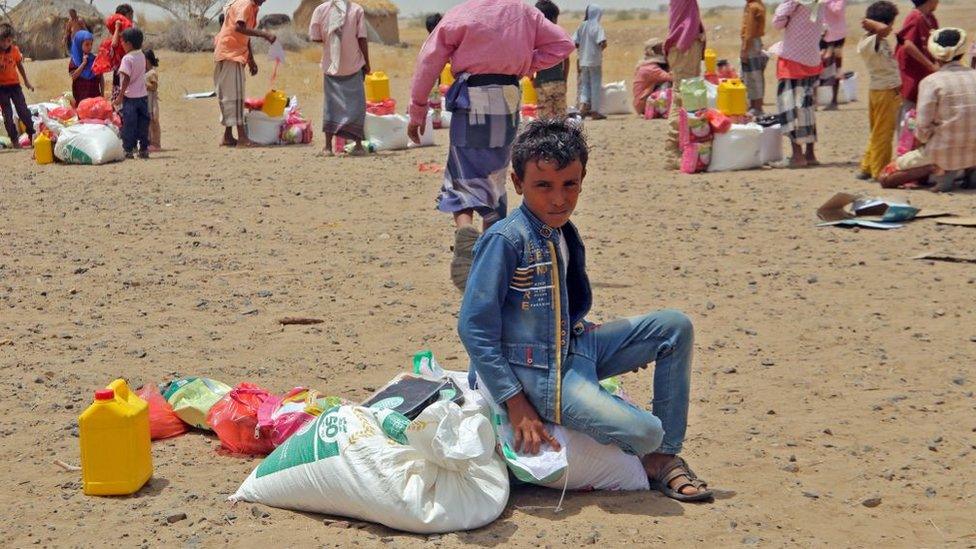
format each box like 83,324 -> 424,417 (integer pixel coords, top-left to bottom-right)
703,108 -> 732,134
47,106 -> 76,122
206,383 -> 276,456
366,98 -> 396,116
136,384 -> 189,440
77,97 -> 114,121
244,97 -> 264,111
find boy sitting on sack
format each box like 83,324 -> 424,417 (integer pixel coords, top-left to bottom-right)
459,119 -> 713,502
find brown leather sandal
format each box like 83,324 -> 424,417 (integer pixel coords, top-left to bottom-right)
649,456 -> 714,503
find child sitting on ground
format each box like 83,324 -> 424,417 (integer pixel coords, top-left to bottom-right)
856,1 -> 901,182
458,118 -> 713,503
144,48 -> 161,151
0,23 -> 36,149
113,27 -> 150,159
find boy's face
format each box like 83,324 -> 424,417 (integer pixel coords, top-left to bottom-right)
0,37 -> 12,50
121,39 -> 133,53
512,159 -> 584,229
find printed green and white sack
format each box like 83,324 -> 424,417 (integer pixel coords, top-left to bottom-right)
230,401 -> 509,534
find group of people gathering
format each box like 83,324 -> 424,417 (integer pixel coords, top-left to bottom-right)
0,5 -> 161,155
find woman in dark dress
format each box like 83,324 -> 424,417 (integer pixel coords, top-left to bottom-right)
68,30 -> 104,103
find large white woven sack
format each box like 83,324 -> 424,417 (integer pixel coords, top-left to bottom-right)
54,124 -> 124,165
231,402 -> 509,534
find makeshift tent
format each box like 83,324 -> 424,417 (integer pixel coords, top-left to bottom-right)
5,0 -> 103,60
293,0 -> 399,46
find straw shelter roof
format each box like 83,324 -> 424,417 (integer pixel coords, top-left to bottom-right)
6,0 -> 103,60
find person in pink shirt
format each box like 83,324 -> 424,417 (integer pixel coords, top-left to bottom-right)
819,0 -> 847,110
113,27 -> 150,159
773,0 -> 824,169
632,38 -> 671,114
664,0 -> 705,168
309,0 -> 370,157
406,0 -> 573,291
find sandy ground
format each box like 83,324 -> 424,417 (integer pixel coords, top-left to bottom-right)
2,5 -> 976,548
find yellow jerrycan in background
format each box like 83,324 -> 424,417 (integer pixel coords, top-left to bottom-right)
261,89 -> 288,118
717,78 -> 749,116
34,133 -> 54,165
703,48 -> 718,74
78,379 -> 153,496
365,72 -> 392,102
520,77 -> 538,105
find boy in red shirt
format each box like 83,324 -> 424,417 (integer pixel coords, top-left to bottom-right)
0,23 -> 35,149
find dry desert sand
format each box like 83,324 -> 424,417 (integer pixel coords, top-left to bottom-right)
1,4 -> 975,548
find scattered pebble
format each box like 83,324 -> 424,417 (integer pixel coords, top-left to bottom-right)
782,463 -> 799,473
802,491 -> 820,499
165,512 -> 187,524
861,497 -> 882,508
250,505 -> 269,519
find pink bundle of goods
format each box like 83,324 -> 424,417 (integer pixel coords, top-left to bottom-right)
366,98 -> 397,116
644,87 -> 672,119
703,109 -> 732,134
244,97 -> 265,111
280,108 -> 313,144
897,108 -> 918,156
47,106 -> 76,123
256,388 -> 343,447
678,108 -> 713,174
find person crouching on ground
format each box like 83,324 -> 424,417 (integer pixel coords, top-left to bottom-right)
0,23 -> 35,149
459,118 -> 714,503
113,27 -> 150,159
632,38 -> 671,115
310,0 -> 370,157
856,1 -> 902,182
406,0 -> 574,292
882,28 -> 976,192
212,0 -> 276,148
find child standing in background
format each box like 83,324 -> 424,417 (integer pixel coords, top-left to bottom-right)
424,13 -> 443,128
772,0 -> 823,169
144,49 -> 161,151
113,27 -> 150,159
69,30 -> 104,103
534,0 -> 569,119
895,0 -> 939,115
740,0 -> 767,115
856,1 -> 901,181
573,4 -> 607,119
0,23 -> 35,149
819,0 -> 847,111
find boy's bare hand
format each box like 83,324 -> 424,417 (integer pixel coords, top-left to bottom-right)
505,392 -> 560,455
407,122 -> 424,144
248,59 -> 258,76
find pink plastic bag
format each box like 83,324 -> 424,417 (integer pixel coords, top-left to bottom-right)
645,88 -> 672,119
681,142 -> 712,174
206,383 -> 276,456
897,108 -> 918,156
256,388 -> 342,447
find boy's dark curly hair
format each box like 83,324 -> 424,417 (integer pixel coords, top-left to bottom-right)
0,22 -> 14,41
425,13 -> 442,33
121,27 -> 144,50
511,118 -> 589,179
535,0 -> 560,24
866,1 -> 898,26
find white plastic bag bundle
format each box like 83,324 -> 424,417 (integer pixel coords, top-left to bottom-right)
476,374 -> 647,491
599,81 -> 630,115
246,110 -> 284,145
708,123 -> 763,172
54,123 -> 124,165
365,112 -> 410,151
409,113 -> 436,148
231,402 -> 509,534
760,124 -> 783,165
841,73 -> 858,102
705,80 -> 718,109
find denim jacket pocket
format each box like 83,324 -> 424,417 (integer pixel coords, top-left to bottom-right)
503,343 -> 549,370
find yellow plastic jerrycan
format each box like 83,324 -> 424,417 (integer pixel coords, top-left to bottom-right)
78,379 -> 153,496
717,78 -> 749,116
703,48 -> 718,74
440,63 -> 455,87
365,71 -> 392,103
521,77 -> 538,106
261,89 -> 288,118
34,133 -> 54,165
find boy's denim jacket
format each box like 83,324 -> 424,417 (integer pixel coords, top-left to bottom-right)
459,204 -> 592,424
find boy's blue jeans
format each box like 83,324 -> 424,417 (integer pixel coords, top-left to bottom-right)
577,65 -> 603,112
560,309 -> 692,457
121,96 -> 150,153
